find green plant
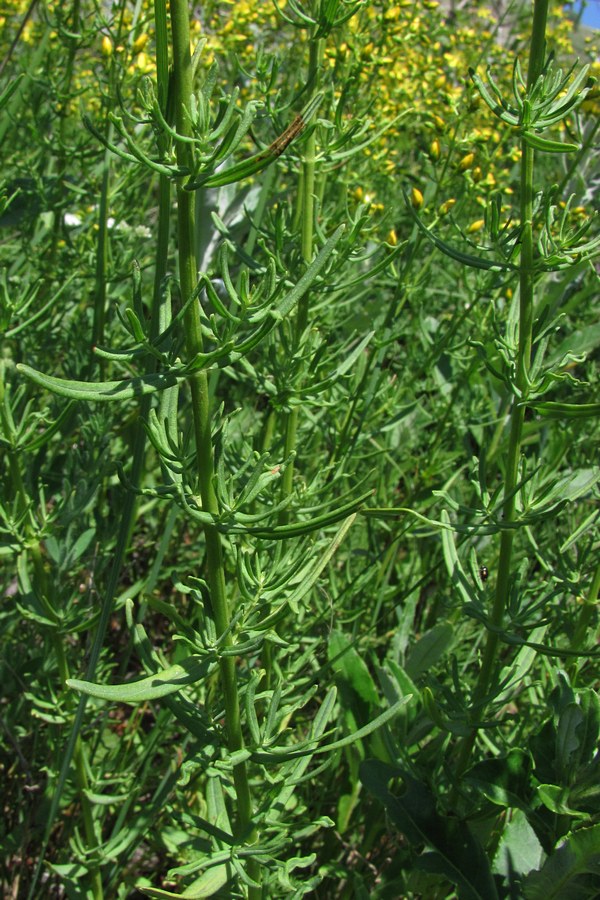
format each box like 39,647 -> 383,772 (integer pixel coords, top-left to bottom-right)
1,0 -> 598,898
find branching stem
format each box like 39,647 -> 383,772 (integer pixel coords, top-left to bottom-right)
168,1 -> 258,890
454,0 -> 548,780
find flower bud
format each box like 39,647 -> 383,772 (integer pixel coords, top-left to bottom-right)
132,33 -> 148,54
438,198 -> 456,216
411,187 -> 424,209
429,139 -> 441,161
466,219 -> 485,234
457,152 -> 475,172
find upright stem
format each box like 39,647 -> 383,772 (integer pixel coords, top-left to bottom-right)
454,0 -> 548,779
167,1 -> 258,886
279,31 -> 325,519
91,0 -> 129,360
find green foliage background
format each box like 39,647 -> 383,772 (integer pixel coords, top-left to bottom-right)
1,0 -> 599,897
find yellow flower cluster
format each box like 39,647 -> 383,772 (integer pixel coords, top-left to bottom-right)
0,0 -> 592,225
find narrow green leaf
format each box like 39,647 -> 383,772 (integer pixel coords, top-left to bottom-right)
187,93 -> 323,190
272,225 -> 345,321
83,789 -> 131,806
0,74 -> 24,110
254,696 -> 409,762
404,191 -> 516,271
529,400 -> 600,419
441,511 -> 478,605
521,130 -> 578,153
243,487 -> 369,539
67,655 -> 213,702
17,365 -> 185,402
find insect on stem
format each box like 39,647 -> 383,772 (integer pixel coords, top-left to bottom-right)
257,114 -> 306,163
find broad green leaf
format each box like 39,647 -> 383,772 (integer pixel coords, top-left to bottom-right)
329,630 -> 380,707
465,749 -> 533,809
493,809 -> 545,882
549,323 -> 600,365
66,527 -> 96,567
405,623 -> 456,679
537,784 -> 590,817
67,655 -> 214,702
138,888 -> 184,899
524,824 -> 600,899
361,760 -> 499,900
556,702 -> 586,771
182,865 -> 231,898
528,469 -> 599,515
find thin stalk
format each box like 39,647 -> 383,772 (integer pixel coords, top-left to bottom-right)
454,0 -> 548,780
167,0 -> 258,886
91,0 -> 129,358
91,141 -> 111,358
279,32 -> 325,519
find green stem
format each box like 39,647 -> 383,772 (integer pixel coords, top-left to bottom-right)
279,31 -> 325,522
168,0 -> 258,887
454,0 -> 548,780
91,140 -> 111,358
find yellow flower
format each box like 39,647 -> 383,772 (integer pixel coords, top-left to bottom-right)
132,33 -> 149,54
466,219 -> 485,234
136,52 -> 151,72
387,229 -> 398,246
457,152 -> 475,172
411,187 -> 424,209
101,35 -> 112,56
438,198 -> 456,216
429,139 -> 441,161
